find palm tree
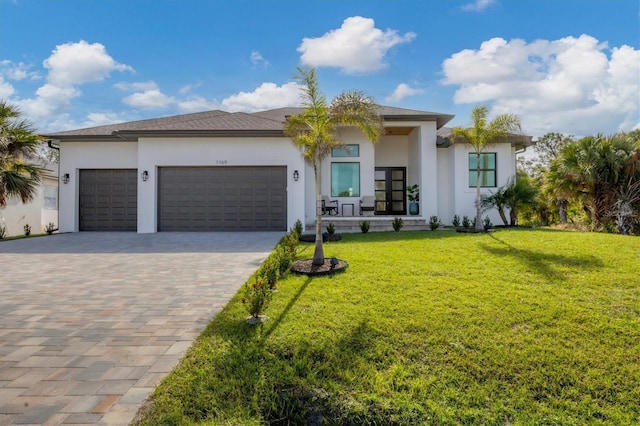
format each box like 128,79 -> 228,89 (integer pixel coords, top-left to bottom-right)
451,105 -> 522,230
284,68 -> 382,265
0,101 -> 42,207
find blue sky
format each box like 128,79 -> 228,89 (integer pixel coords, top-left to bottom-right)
1,0 -> 638,139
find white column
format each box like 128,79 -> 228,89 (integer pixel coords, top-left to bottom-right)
419,124 -> 438,219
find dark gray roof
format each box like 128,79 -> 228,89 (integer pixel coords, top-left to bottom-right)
45,105 -> 455,141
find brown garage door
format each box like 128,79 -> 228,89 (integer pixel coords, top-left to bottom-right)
158,166 -> 287,231
79,169 -> 137,231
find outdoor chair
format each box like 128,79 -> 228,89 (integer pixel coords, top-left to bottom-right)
321,196 -> 339,216
360,196 -> 375,216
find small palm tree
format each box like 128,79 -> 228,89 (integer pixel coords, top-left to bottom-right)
0,101 -> 42,207
285,68 -> 382,265
451,105 -> 522,230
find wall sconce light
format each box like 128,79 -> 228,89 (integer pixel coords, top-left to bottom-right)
62,173 -> 70,184
293,170 -> 299,182
141,170 -> 149,182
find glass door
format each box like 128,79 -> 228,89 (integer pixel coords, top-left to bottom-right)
374,167 -> 406,215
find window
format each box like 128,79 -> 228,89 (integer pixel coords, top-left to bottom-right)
44,186 -> 58,210
331,144 -> 359,157
331,163 -> 360,197
469,153 -> 496,187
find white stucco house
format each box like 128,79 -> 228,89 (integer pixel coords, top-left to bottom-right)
45,106 -> 531,233
1,165 -> 58,237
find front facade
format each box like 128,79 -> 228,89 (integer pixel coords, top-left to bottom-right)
47,107 -> 530,234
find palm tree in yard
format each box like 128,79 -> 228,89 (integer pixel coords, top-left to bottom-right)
0,101 -> 42,207
451,105 -> 522,231
284,68 -> 382,266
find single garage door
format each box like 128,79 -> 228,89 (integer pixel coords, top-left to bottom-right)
79,169 -> 137,231
158,166 -> 287,231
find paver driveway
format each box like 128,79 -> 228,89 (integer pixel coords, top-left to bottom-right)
0,232 -> 282,425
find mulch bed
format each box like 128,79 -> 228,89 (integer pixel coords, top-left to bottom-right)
291,258 -> 348,276
455,228 -> 495,233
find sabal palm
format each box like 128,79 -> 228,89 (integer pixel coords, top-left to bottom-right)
284,68 -> 382,265
549,133 -> 639,229
0,101 -> 42,207
451,105 -> 522,230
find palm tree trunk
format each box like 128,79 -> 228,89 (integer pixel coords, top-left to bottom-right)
558,199 -> 568,224
497,207 -> 508,226
475,153 -> 483,230
313,160 -> 325,265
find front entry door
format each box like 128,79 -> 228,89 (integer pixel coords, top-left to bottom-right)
374,167 -> 406,215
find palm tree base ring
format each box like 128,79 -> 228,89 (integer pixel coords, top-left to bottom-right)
291,258 -> 348,276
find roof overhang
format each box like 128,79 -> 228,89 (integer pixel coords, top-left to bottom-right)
382,113 -> 455,129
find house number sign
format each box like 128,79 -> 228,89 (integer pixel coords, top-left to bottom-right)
216,160 -> 228,165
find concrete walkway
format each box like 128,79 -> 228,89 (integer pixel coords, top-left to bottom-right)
0,232 -> 281,425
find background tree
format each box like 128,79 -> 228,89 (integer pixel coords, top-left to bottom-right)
548,132 -> 639,232
451,105 -> 522,231
284,68 -> 382,265
0,101 -> 42,207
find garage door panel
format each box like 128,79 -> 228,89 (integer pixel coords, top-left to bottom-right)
80,169 -> 137,231
158,166 -> 286,231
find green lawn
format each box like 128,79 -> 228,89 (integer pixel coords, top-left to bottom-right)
135,229 -> 640,425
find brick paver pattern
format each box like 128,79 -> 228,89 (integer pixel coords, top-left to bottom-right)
0,232 -> 281,425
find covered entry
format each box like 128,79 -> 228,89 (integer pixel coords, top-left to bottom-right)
157,166 -> 287,231
79,169 -> 138,231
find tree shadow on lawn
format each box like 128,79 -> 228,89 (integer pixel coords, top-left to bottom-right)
482,233 -> 604,282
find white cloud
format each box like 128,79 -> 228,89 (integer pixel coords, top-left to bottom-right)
123,89 -> 175,109
250,51 -> 269,67
44,40 -> 132,87
0,60 -> 38,81
179,83 -> 201,95
220,82 -> 303,112
385,83 -> 425,102
442,34 -> 640,136
114,81 -> 158,91
0,77 -> 15,98
461,0 -> 497,12
298,16 -> 416,74
10,41 -> 132,130
177,96 -> 219,113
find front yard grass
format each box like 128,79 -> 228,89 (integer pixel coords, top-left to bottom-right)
135,229 -> 640,425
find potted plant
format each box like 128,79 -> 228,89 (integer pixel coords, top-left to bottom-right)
407,184 -> 419,215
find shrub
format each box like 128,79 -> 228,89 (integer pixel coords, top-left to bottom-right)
23,224 -> 31,237
483,216 -> 493,229
0,224 -> 6,239
281,231 -> 300,258
452,215 -> 461,227
429,216 -> 441,231
462,216 -> 471,228
242,278 -> 273,320
45,222 -> 56,235
326,222 -> 336,235
293,219 -> 303,236
359,220 -> 370,233
272,245 -> 293,280
472,217 -> 477,229
392,217 -> 403,232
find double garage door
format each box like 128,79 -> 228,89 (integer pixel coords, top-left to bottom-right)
79,167 -> 287,232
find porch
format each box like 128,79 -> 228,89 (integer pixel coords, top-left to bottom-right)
306,216 -> 429,233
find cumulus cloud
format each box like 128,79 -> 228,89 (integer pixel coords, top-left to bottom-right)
220,82 -> 303,112
385,83 -> 425,102
298,16 -> 415,74
442,34 -> 640,136
10,41 -> 132,130
250,51 -> 269,67
114,81 -> 158,91
177,96 -> 219,113
0,60 -> 38,81
0,77 -> 15,98
461,0 -> 497,12
44,41 -> 132,87
123,89 -> 175,109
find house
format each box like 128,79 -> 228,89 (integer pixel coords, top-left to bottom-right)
45,106 -> 532,233
0,165 -> 58,237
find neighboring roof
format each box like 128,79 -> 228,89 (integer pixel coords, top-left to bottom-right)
45,106 -> 456,141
